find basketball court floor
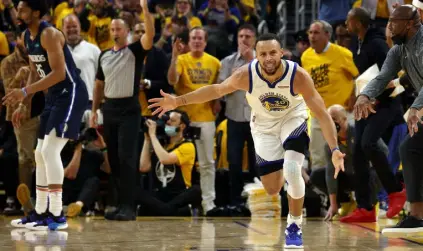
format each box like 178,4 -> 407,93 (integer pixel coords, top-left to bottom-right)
1,216 -> 422,250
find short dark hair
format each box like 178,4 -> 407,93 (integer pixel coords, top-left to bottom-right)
20,0 -> 49,18
238,23 -> 257,36
190,26 -> 208,40
172,110 -> 190,134
255,33 -> 282,47
350,7 -> 371,28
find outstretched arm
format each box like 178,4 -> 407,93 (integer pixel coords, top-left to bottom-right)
149,64 -> 249,116
293,66 -> 345,178
140,0 -> 154,50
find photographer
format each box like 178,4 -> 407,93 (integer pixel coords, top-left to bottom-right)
138,110 -> 201,216
61,128 -> 111,217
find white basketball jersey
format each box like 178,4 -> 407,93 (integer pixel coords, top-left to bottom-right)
246,59 -> 307,123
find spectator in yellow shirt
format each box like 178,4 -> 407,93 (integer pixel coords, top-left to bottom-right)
301,20 -> 359,171
0,30 -> 10,61
167,27 -> 223,216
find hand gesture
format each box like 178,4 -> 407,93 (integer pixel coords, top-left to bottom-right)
239,42 -> 254,61
407,108 -> 422,137
145,119 -> 157,136
332,149 -> 345,179
172,38 -> 184,58
148,89 -> 178,117
12,105 -> 27,128
2,89 -> 25,106
353,95 -> 376,120
324,204 -> 339,221
140,0 -> 148,10
90,111 -> 98,128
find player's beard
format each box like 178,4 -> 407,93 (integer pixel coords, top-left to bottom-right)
261,60 -> 281,76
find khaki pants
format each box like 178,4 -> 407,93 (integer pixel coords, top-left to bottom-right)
14,116 -> 40,189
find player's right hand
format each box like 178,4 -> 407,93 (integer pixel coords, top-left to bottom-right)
332,150 -> 345,179
148,89 -> 178,117
90,112 -> 98,128
354,95 -> 376,120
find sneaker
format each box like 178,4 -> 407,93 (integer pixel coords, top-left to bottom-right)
284,223 -> 303,249
386,189 -> 407,219
27,212 -> 68,231
381,215 -> 423,237
10,210 -> 45,228
338,200 -> 357,217
114,206 -> 136,221
340,208 -> 377,223
17,184 -> 34,215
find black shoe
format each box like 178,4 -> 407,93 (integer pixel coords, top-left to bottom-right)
228,204 -> 251,217
382,215 -> 423,236
114,206 -> 136,221
206,207 -> 229,217
104,207 -> 120,220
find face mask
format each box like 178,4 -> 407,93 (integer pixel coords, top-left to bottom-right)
334,122 -> 341,133
165,125 -> 179,137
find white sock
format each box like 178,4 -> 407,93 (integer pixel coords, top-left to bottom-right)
35,187 -> 48,214
287,214 -> 302,227
49,190 -> 63,217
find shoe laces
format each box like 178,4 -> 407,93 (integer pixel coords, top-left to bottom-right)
286,223 -> 301,239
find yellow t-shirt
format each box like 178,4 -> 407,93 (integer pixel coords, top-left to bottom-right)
53,2 -> 69,24
175,52 -> 221,122
139,90 -> 152,116
301,43 -> 358,116
95,17 -> 114,50
168,141 -> 196,188
165,16 -> 202,29
54,7 -> 74,31
0,31 -> 10,56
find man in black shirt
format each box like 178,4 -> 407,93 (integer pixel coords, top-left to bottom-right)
90,0 -> 154,221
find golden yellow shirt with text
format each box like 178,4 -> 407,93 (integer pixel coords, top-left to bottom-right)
175,53 -> 221,122
301,43 -> 358,116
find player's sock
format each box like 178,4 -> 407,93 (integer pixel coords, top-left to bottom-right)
287,213 -> 302,226
49,189 -> 63,217
35,187 -> 49,214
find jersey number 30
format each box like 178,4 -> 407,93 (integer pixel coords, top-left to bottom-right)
36,64 -> 46,78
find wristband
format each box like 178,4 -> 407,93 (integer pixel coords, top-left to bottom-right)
21,87 -> 27,97
100,147 -> 108,153
331,147 -> 340,153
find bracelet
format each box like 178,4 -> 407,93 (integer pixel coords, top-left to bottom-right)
331,147 -> 340,153
21,87 -> 27,97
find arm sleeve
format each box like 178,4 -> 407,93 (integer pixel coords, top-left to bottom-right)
128,40 -> 148,62
361,46 -> 402,99
410,87 -> 423,110
96,51 -> 106,81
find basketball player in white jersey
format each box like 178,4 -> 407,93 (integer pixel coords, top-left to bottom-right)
149,33 -> 345,249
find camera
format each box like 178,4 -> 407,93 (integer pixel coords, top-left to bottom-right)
141,113 -> 170,140
76,127 -> 98,145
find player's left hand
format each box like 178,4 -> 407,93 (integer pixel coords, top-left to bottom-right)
2,88 -> 25,106
146,119 -> 157,136
331,150 -> 345,179
406,108 -> 422,137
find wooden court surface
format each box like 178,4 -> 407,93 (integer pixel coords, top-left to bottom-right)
1,216 -> 422,250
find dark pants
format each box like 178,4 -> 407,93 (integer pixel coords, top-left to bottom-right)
137,185 -> 202,216
63,177 -> 100,210
311,168 -> 353,204
227,119 -> 256,206
0,152 -> 19,197
103,100 -> 141,208
353,99 -> 403,209
400,123 -> 423,202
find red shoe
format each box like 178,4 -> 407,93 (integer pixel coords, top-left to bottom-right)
340,208 -> 377,223
386,189 -> 407,219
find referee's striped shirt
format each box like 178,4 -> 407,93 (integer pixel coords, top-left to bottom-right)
96,40 -> 148,99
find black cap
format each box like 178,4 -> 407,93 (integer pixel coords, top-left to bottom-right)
294,29 -> 309,43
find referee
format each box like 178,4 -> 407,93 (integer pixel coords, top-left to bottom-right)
90,0 -> 154,221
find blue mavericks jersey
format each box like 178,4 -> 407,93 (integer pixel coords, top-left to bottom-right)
24,21 -> 84,95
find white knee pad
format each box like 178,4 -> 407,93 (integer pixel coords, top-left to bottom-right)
283,150 -> 305,199
35,139 -> 47,186
42,130 -> 68,185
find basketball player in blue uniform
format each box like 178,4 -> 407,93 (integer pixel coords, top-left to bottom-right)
149,33 -> 345,249
3,0 -> 88,230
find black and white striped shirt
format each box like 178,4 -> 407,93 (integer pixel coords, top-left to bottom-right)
96,40 -> 147,99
